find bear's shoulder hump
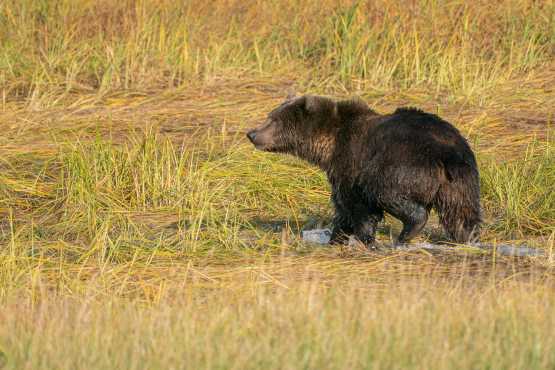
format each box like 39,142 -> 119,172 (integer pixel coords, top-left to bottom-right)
393,107 -> 425,114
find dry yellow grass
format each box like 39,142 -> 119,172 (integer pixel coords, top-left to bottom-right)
2,253 -> 555,369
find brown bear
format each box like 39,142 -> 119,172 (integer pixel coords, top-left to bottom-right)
246,93 -> 482,248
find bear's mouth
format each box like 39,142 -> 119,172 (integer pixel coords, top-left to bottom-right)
247,134 -> 278,151
254,143 -> 276,152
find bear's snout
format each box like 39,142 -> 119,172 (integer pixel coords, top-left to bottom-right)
246,129 -> 266,148
246,122 -> 276,150
246,130 -> 256,143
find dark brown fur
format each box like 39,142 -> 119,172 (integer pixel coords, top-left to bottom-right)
246,93 -> 482,248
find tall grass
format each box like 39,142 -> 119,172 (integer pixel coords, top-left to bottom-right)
1,0 -> 554,108
0,122 -> 331,263
481,136 -> 555,237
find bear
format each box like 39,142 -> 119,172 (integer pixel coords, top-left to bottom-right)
246,93 -> 482,248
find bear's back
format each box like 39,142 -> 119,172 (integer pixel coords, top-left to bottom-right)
362,107 -> 475,181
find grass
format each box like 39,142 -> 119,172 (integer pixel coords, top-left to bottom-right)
1,0 -> 555,109
1,0 -> 555,368
1,266 -> 555,370
481,137 -> 555,237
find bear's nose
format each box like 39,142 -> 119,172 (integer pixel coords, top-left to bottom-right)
246,130 -> 255,143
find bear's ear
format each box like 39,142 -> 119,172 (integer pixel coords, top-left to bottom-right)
285,92 -> 297,102
297,94 -> 318,114
353,95 -> 367,105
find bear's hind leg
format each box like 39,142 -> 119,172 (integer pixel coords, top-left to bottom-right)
385,200 -> 428,247
440,216 -> 481,245
435,180 -> 482,244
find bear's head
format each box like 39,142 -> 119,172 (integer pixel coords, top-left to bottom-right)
246,93 -> 338,166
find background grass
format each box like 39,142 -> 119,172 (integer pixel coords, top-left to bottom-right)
1,0 -> 555,369
2,0 -> 555,108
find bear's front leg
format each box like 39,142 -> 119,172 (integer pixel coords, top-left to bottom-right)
328,211 -> 354,246
351,212 -> 382,250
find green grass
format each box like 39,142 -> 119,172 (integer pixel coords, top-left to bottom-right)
1,122 -> 328,258
481,137 -> 555,237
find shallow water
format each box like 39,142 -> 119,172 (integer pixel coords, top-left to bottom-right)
300,229 -> 549,257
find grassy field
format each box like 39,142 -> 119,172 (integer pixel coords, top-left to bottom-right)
1,0 -> 555,368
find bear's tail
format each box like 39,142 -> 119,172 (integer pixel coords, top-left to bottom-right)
434,167 -> 482,244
